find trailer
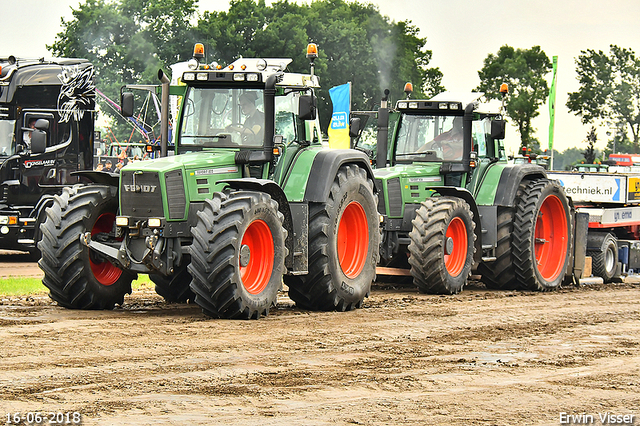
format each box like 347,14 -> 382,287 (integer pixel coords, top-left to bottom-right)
548,170 -> 640,281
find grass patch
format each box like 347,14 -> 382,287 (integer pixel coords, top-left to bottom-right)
0,275 -> 154,296
0,277 -> 48,295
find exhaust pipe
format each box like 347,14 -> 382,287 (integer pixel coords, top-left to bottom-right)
158,69 -> 170,157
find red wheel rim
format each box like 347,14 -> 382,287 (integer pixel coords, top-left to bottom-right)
90,213 -> 123,286
337,202 -> 369,279
534,194 -> 568,281
445,217 -> 467,277
240,220 -> 274,295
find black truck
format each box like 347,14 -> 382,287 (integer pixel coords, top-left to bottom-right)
0,56 -> 95,254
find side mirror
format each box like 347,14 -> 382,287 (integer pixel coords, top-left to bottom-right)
121,92 -> 134,118
491,120 -> 506,140
34,118 -> 49,131
298,94 -> 317,121
349,117 -> 361,138
31,131 -> 47,154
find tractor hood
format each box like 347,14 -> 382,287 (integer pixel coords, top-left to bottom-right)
373,163 -> 444,183
374,163 -> 445,219
119,150 -> 243,221
120,150 -> 238,174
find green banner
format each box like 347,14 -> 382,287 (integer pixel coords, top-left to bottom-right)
548,56 -> 558,152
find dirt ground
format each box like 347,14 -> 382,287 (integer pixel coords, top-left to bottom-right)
0,256 -> 639,425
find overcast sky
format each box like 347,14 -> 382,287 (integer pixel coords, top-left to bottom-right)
3,0 -> 640,154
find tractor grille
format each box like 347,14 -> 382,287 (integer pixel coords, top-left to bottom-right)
387,177 -> 403,217
120,171 -> 164,218
165,170 -> 186,219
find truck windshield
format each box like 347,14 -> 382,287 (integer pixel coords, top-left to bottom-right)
0,120 -> 15,156
180,87 -> 265,148
396,114 -> 463,162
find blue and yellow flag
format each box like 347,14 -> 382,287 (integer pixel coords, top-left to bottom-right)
328,82 -> 351,149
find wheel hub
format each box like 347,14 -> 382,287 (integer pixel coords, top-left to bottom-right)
240,244 -> 251,267
445,237 -> 454,255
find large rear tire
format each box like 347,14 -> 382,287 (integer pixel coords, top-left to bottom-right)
513,179 -> 571,291
150,260 -> 195,303
587,232 -> 618,283
188,191 -> 287,319
285,164 -> 379,311
37,185 -> 135,309
408,197 -> 475,294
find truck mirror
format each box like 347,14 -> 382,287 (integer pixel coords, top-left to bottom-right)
34,118 -> 49,131
349,117 -> 361,138
121,92 -> 134,118
31,130 -> 47,154
298,94 -> 317,121
491,120 -> 506,140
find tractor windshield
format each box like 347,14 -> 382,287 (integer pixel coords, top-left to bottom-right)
0,119 -> 15,156
180,87 -> 265,148
395,114 -> 463,162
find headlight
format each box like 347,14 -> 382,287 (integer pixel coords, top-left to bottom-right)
183,72 -> 195,81
116,216 -> 129,227
148,218 -> 162,228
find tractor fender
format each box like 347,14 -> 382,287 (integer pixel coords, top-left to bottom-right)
219,178 -> 294,268
492,163 -> 546,207
71,170 -> 121,189
431,186 -> 483,265
303,149 -> 376,203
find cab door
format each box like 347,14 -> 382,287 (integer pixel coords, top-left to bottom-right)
19,112 -> 72,204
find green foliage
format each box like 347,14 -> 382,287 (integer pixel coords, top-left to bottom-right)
567,45 -> 640,151
583,126 -> 597,164
48,0 -> 199,143
550,147 -> 583,171
476,45 -> 552,150
196,0 -> 443,131
49,0 -> 443,136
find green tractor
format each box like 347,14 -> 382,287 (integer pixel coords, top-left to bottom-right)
352,86 -> 573,293
38,44 -> 380,319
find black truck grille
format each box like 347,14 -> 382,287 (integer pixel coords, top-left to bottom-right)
165,170 -> 186,219
387,177 -> 403,217
120,171 -> 164,218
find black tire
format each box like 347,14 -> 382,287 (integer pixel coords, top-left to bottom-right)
37,185 -> 135,309
285,164 -> 379,311
478,207 -> 520,290
513,179 -> 571,291
188,191 -> 287,319
408,197 -> 475,294
150,260 -> 195,303
587,232 -> 618,282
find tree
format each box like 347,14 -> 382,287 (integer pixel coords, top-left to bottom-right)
476,45 -> 552,150
583,126 -> 597,164
48,0 -> 198,143
567,45 -> 640,151
196,0 -> 444,132
551,147 -> 584,171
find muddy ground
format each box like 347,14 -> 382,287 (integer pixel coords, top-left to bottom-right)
0,255 -> 639,425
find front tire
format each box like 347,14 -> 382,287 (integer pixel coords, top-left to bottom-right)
37,185 -> 135,309
188,191 -> 287,319
513,179 -> 571,291
408,197 -> 475,294
286,164 -> 379,311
